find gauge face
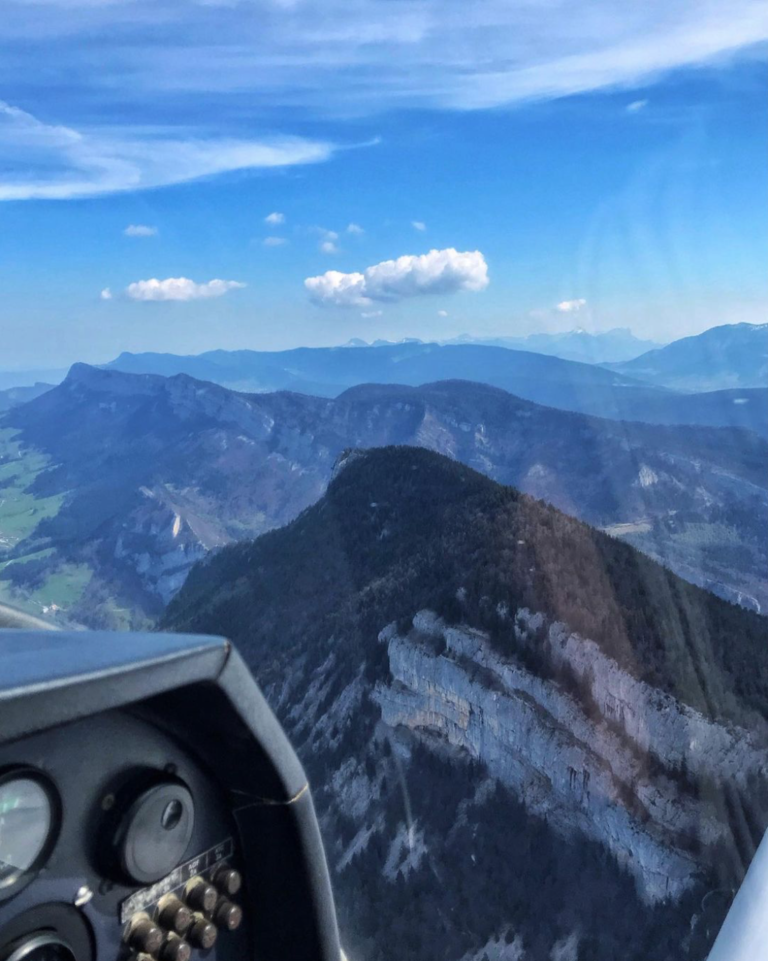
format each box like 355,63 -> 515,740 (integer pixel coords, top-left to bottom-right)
0,776 -> 55,890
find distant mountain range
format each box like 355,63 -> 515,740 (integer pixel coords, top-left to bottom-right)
442,327 -> 665,363
344,328 -> 664,363
0,368 -> 68,392
164,445 -> 768,961
104,340 -> 767,434
608,322 -> 768,391
0,382 -> 52,412
0,364 -> 764,627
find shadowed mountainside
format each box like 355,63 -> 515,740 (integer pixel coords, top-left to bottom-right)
0,365 -> 765,626
164,446 -> 768,961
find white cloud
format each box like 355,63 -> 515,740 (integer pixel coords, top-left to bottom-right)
347,223 -> 364,235
306,247 -> 489,308
412,221 -> 427,231
361,309 -> 383,318
307,271 -> 368,307
125,277 -> 246,302
556,298 -> 587,312
2,3 -> 764,205
263,236 -> 288,247
0,101 -> 336,201
7,1 -> 763,120
313,227 -> 340,254
265,211 -> 285,226
124,223 -> 157,237
100,287 -> 113,300
437,309 -> 449,317
626,99 -> 649,112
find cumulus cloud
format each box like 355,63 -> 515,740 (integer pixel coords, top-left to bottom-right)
124,223 -> 157,237
264,211 -> 285,225
125,277 -> 246,302
263,236 -> 288,247
361,309 -> 383,318
100,287 -> 113,300
626,99 -> 649,112
0,101 -> 336,201
556,298 -> 587,312
437,309 -> 449,317
306,247 -> 489,307
412,221 -> 427,231
313,227 -> 340,254
347,223 -> 364,235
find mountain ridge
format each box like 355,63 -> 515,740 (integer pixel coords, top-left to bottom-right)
609,322 -> 768,391
1,364 -> 765,626
164,445 -> 768,961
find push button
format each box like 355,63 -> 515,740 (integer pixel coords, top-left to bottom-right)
188,916 -> 218,951
157,895 -> 193,936
184,877 -> 217,914
213,898 -> 243,932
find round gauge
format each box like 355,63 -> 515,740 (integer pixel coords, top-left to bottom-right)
0,772 -> 58,895
3,934 -> 76,961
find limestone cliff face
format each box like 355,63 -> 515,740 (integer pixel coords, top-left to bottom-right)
373,610 -> 768,903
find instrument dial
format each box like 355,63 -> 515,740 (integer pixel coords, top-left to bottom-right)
0,773 -> 58,895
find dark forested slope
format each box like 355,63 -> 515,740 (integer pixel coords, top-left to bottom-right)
165,447 -> 768,961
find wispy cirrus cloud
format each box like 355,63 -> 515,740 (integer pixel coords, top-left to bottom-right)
0,100 -> 336,201
1,1 -> 765,200
3,0 -> 765,118
306,247 -> 489,308
123,277 -> 246,301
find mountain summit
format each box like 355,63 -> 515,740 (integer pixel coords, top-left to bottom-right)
165,445 -> 768,961
609,322 -> 768,391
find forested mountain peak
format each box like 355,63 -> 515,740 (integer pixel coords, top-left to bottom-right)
164,445 -> 768,961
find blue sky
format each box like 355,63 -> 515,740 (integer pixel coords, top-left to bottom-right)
0,0 -> 766,370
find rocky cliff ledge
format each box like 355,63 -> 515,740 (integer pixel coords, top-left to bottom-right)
374,610 -> 767,902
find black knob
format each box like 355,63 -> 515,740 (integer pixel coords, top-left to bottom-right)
161,937 -> 192,961
188,918 -> 218,951
127,918 -> 164,956
158,896 -> 193,935
114,780 -> 195,884
213,899 -> 243,932
213,866 -> 242,896
185,877 -> 217,914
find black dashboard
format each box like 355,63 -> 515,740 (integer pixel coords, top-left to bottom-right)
0,630 -> 341,961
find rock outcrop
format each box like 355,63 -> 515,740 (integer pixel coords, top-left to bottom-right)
374,610 -> 768,902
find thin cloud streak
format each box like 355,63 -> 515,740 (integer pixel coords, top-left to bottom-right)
0,100 -> 337,200
0,1 -> 764,199
2,0 -> 764,118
